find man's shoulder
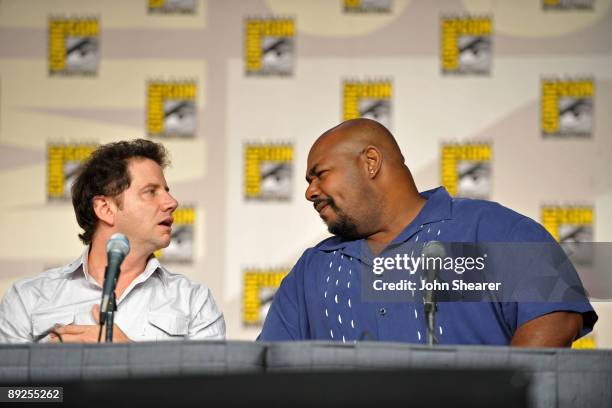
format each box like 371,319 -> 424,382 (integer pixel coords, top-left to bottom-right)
451,197 -> 550,242
12,261 -> 79,293
155,264 -> 211,295
452,196 -> 522,220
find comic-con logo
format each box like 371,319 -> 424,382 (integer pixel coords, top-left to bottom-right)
242,268 -> 289,326
541,78 -> 593,138
441,16 -> 492,75
343,0 -> 392,13
47,143 -> 97,201
155,207 -> 195,263
343,80 -> 392,130
244,143 -> 293,200
245,17 -> 295,76
147,80 -> 197,138
48,17 -> 99,76
542,0 -> 594,10
441,143 -> 492,199
148,0 -> 196,14
542,206 -> 593,265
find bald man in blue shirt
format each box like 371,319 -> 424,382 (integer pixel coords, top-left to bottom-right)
259,118 -> 596,346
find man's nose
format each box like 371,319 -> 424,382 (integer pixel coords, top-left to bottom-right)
305,180 -> 319,202
162,191 -> 179,212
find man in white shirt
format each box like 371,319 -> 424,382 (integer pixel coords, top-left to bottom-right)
0,139 -> 225,343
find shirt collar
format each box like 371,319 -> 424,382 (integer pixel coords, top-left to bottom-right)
317,186 -> 454,258
390,186 -> 453,245
64,247 -> 166,287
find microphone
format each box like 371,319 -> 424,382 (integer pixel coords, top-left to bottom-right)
422,241 -> 445,346
99,233 -> 130,325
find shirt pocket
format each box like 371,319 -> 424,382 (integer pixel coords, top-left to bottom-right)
31,311 -> 75,343
146,312 -> 189,340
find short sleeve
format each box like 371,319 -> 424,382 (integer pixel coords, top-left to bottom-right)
188,285 -> 226,340
258,251 -> 310,341
504,217 -> 598,339
0,285 -> 33,343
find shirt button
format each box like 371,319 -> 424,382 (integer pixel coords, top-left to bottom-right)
379,307 -> 387,316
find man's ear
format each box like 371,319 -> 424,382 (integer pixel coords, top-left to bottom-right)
92,195 -> 117,227
363,145 -> 382,178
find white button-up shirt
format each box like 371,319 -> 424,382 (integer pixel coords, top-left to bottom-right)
0,248 -> 226,343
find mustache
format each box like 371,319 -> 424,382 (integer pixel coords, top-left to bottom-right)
313,197 -> 336,211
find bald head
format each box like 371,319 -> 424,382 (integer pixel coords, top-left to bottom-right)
310,118 -> 405,167
305,118 -> 421,242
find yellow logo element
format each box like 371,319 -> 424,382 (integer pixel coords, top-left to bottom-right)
148,0 -> 196,14
147,81 -> 197,138
243,268 -> 289,326
47,144 -> 97,201
542,206 -> 593,242
572,334 -> 596,349
441,143 -> 492,198
343,0 -> 392,13
154,206 -> 195,263
543,0 -> 594,10
343,80 -> 392,129
441,16 -> 492,75
244,143 -> 293,200
245,18 -> 295,76
48,17 -> 99,75
541,78 -> 593,137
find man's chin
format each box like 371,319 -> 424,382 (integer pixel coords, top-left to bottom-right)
328,223 -> 361,241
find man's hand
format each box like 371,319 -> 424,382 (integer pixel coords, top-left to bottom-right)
50,305 -> 131,343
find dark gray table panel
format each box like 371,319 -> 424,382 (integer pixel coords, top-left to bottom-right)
0,340 -> 265,381
264,342 -> 612,408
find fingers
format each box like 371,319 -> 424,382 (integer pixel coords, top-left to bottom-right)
54,324 -> 92,335
51,333 -> 88,343
50,325 -> 101,343
92,304 -> 100,324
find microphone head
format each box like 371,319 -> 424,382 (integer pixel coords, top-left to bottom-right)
423,240 -> 446,259
106,233 -> 130,257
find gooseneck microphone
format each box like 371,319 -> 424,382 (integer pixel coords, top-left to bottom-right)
422,241 -> 446,346
98,233 -> 130,341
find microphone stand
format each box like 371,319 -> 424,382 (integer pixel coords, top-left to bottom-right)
105,291 -> 117,343
424,298 -> 438,346
423,255 -> 439,346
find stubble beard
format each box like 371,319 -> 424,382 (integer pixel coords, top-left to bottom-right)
325,200 -> 361,241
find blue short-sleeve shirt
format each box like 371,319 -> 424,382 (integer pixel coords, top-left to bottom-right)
259,187 -> 597,345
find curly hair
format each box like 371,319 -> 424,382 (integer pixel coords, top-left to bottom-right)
71,139 -> 170,245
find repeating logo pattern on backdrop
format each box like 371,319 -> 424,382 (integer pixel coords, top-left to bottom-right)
542,205 -> 593,266
244,143 -> 293,201
542,0 -> 594,10
147,80 -> 197,138
343,0 -> 392,13
242,268 -> 289,326
47,143 -> 97,201
48,17 -> 99,76
541,77 -> 594,138
148,0 -> 196,14
343,79 -> 393,130
245,17 -> 295,76
441,15 -> 492,75
155,206 -> 195,263
441,143 -> 492,199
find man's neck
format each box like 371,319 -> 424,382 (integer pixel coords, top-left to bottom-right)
367,192 -> 427,256
87,237 -> 151,293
